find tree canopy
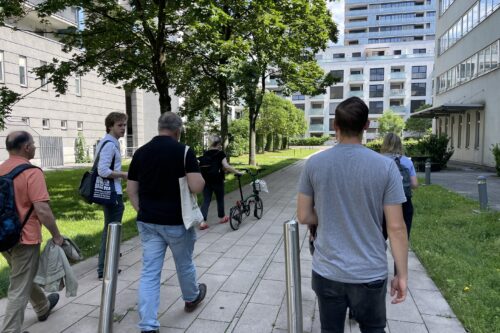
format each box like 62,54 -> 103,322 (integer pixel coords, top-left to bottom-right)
378,109 -> 405,137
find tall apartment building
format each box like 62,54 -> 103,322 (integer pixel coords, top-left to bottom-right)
412,0 -> 500,167
268,41 -> 434,139
344,0 -> 436,45
0,1 -> 150,166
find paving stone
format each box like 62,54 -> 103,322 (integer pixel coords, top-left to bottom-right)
386,290 -> 423,323
247,243 -> 276,257
388,320 -> 428,333
222,244 -> 253,259
25,303 -> 96,333
232,302 -> 280,333
204,239 -> 238,254
220,269 -> 259,294
205,257 -> 241,276
185,319 -> 229,333
408,269 -> 439,291
62,316 -> 99,332
194,251 -> 223,268
250,279 -> 286,306
422,314 -> 467,333
412,290 -> 456,317
237,255 -> 268,272
198,291 -> 246,322
263,261 -> 286,281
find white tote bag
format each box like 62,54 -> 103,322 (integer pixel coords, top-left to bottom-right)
179,146 -> 204,230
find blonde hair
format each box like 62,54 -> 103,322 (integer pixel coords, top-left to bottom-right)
380,133 -> 403,155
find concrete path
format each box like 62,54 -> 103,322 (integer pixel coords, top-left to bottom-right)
1,158 -> 466,333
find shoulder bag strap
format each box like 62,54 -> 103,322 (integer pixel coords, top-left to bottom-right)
92,140 -> 113,171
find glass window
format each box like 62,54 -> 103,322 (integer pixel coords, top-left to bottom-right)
77,121 -> 83,131
470,55 -> 477,77
467,10 -> 473,31
330,86 -> 344,99
450,116 -> 455,147
369,84 -> 384,98
0,51 -> 4,83
472,4 -> 479,28
474,111 -> 481,149
465,113 -> 471,148
484,45 -> 492,71
329,118 -> 335,131
480,0 -> 487,20
330,70 -> 344,83
370,68 -> 384,81
411,83 -> 426,96
75,76 -> 81,96
333,53 -> 345,59
42,118 -> 50,129
458,115 -> 462,148
292,94 -> 305,101
478,50 -> 485,74
411,100 -> 426,113
413,48 -> 426,54
369,101 -> 384,114
412,66 -> 427,79
494,0 -> 500,11
61,120 -> 67,130
352,52 -> 362,57
294,103 -> 305,111
492,41 -> 499,69
19,56 -> 27,87
40,61 -> 48,91
329,103 -> 339,115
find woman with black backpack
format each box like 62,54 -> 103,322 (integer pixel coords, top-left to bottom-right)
198,136 -> 242,230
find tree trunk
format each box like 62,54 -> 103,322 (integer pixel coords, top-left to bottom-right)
282,136 -> 288,150
219,84 -> 229,151
273,133 -> 280,151
248,110 -> 257,165
265,133 -> 273,151
158,86 -> 172,113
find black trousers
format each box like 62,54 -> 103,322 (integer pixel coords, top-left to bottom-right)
201,181 -> 225,220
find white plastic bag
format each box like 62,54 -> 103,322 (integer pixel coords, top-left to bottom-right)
252,179 -> 269,193
179,146 -> 204,229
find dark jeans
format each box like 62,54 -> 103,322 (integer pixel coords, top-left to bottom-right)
200,181 -> 225,220
98,195 -> 124,276
312,271 -> 387,333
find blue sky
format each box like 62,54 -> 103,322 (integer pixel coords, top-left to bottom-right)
327,0 -> 345,45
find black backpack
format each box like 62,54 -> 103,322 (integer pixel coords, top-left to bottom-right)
0,164 -> 40,252
393,156 -> 412,198
198,151 -> 221,181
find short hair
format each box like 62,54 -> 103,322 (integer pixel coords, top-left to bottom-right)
209,135 -> 222,148
158,112 -> 183,132
334,97 -> 369,137
105,112 -> 128,133
381,132 -> 403,155
6,131 -> 32,152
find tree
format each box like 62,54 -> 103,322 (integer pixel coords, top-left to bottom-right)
378,109 -> 405,137
257,93 -> 288,151
405,104 -> 432,137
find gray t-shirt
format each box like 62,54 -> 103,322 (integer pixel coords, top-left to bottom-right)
299,144 -> 406,283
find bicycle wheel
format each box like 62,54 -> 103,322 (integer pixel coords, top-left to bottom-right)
254,197 -> 263,219
230,206 -> 242,230
244,201 -> 252,216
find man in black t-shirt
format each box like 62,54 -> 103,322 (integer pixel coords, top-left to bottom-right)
127,112 -> 207,333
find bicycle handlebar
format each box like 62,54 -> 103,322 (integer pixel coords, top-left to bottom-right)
235,168 -> 266,177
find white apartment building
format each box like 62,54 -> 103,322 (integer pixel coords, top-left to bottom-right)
344,0 -> 437,45
412,0 -> 500,167
0,2 -> 153,166
269,41 -> 434,139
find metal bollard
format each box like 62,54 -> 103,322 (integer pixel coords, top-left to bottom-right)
284,220 -> 303,333
425,159 -> 431,185
477,176 -> 488,210
98,222 -> 122,333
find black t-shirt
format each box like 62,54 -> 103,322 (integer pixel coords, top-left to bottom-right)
203,149 -> 227,183
128,136 -> 200,225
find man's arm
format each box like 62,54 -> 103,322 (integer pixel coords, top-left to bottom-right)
97,144 -> 127,179
297,193 -> 318,225
127,180 -> 140,212
33,201 -> 63,246
186,173 -> 205,193
384,204 -> 408,304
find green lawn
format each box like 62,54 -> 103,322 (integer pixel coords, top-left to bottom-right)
0,148 -> 320,298
411,183 -> 500,333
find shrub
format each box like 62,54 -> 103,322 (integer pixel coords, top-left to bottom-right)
289,135 -> 329,146
75,132 -> 91,163
491,144 -> 500,176
403,138 -> 420,157
415,134 -> 454,169
365,139 -> 382,152
227,117 -> 249,157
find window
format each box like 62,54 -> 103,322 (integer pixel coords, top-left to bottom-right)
40,61 -> 48,91
329,103 -> 339,115
369,101 -> 383,114
450,116 -> 454,147
394,50 -> 401,55
370,68 -> 384,81
19,56 -> 27,87
329,70 -> 344,83
474,111 -> 481,149
61,120 -> 67,130
369,84 -> 384,98
333,53 -> 345,59
411,100 -> 426,113
412,66 -> 427,79
0,51 -> 4,83
352,52 -> 362,58
75,76 -> 81,96
22,117 -> 29,125
465,113 -> 471,148
413,48 -> 426,54
444,118 -> 449,136
77,121 -> 83,131
330,86 -> 344,99
294,104 -> 305,111
411,83 -> 426,96
42,118 -> 50,129
458,115 -> 462,148
292,94 -> 305,101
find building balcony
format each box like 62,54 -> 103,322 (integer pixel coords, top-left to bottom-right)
390,72 -> 406,80
316,52 -> 434,64
390,89 -> 406,97
309,124 -> 325,132
346,9 -> 369,17
371,17 -> 434,25
349,74 -> 365,82
345,32 -> 368,39
345,20 -> 369,29
390,106 -> 406,113
309,108 -> 325,116
367,29 -> 434,39
267,79 -> 278,87
26,0 -> 78,26
310,95 -> 326,100
349,91 -> 364,98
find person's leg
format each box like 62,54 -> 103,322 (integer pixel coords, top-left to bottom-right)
98,196 -> 124,277
137,222 -> 167,332
213,181 -> 227,222
162,225 -> 199,302
1,244 -> 49,333
200,184 -> 213,229
311,270 -> 348,333
348,279 -> 387,333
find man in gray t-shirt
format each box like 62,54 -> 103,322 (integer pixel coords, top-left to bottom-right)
297,97 -> 409,333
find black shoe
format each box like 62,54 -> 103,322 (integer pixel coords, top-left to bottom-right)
184,283 -> 207,312
38,293 -> 59,321
141,330 -> 159,333
98,269 -> 122,281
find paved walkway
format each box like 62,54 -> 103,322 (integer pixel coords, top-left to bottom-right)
1,159 -> 466,333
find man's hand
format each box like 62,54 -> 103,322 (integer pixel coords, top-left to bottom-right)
52,235 -> 64,246
390,275 -> 407,304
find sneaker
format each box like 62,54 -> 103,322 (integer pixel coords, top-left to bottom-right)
98,269 -> 122,281
141,330 -> 159,333
38,293 -> 59,321
184,283 -> 207,312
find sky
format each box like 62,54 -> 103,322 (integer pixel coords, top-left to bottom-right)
327,0 -> 345,45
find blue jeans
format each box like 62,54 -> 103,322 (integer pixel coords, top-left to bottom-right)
201,181 -> 225,220
137,222 -> 200,331
312,271 -> 387,333
98,195 -> 124,276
